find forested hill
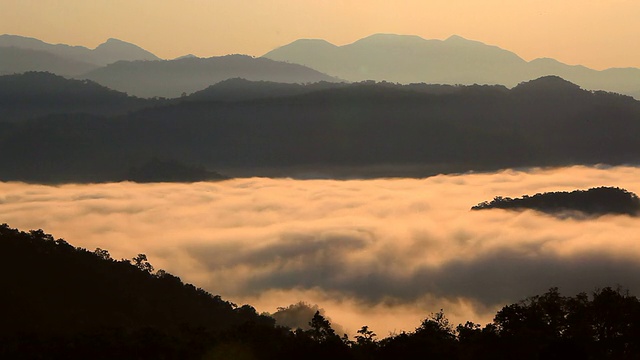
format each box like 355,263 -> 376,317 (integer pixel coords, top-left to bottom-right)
2,76 -> 640,182
4,223 -> 640,359
0,224 -> 276,359
472,187 -> 640,217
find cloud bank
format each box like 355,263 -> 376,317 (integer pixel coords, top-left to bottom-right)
2,165 -> 640,336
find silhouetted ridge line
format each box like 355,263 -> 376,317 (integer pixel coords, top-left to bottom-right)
472,186 -> 640,216
0,34 -> 160,66
80,54 -> 341,98
0,223 -> 275,359
264,33 -> 640,99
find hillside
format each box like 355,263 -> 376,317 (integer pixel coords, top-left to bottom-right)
80,55 -> 341,98
3,224 -> 640,359
264,33 -> 640,98
0,224 -> 277,359
0,72 -> 156,122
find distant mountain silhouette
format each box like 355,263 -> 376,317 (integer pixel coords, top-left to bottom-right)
80,55 -> 341,98
0,34 -> 160,68
472,187 -> 640,217
0,46 -> 99,76
173,54 -> 198,60
264,33 -> 640,98
2,76 -> 640,182
0,72 -> 156,122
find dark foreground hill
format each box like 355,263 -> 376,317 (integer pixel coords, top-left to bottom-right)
472,187 -> 640,217
1,76 -> 640,182
0,224 -> 276,359
3,223 -> 640,359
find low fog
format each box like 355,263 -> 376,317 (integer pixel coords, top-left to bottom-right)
2,166 -> 639,336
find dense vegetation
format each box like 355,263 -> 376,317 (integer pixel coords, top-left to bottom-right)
472,187 -> 640,216
3,223 -> 640,359
2,73 -> 640,182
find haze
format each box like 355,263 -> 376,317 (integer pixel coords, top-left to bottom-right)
2,166 -> 640,335
1,0 -> 639,70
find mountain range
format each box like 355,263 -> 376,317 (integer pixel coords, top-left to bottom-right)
81,55 -> 340,98
0,34 -> 159,73
1,73 -> 639,182
264,33 -> 640,99
2,33 -> 640,99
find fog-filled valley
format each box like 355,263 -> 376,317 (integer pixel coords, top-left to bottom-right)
4,26 -> 640,358
3,166 -> 640,338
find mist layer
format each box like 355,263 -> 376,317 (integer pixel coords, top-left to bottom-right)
2,166 -> 639,335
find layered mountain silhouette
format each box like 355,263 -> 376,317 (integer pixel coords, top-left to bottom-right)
264,33 -> 640,99
0,34 -> 159,75
5,33 -> 640,99
0,47 -> 98,76
1,75 -> 639,182
80,55 -> 341,98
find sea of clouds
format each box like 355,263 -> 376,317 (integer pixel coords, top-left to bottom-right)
2,165 -> 640,336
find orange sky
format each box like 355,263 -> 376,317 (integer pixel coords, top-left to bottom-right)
1,1 -> 638,69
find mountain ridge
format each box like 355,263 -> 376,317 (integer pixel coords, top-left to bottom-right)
0,34 -> 160,67
2,75 -> 639,182
264,33 -> 640,98
80,54 -> 342,98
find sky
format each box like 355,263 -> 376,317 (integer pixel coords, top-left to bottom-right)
2,166 -> 640,336
1,0 -> 639,70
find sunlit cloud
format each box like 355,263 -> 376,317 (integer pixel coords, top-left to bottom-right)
2,165 -> 640,335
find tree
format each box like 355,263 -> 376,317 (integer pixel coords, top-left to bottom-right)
416,309 -> 456,341
355,325 -> 377,345
308,311 -> 338,343
132,253 -> 154,273
94,247 -> 112,260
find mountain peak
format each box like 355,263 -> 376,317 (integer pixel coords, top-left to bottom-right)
354,33 -> 426,45
96,38 -> 143,49
287,38 -> 338,48
94,38 -> 160,62
104,38 -> 128,44
445,34 -> 468,42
